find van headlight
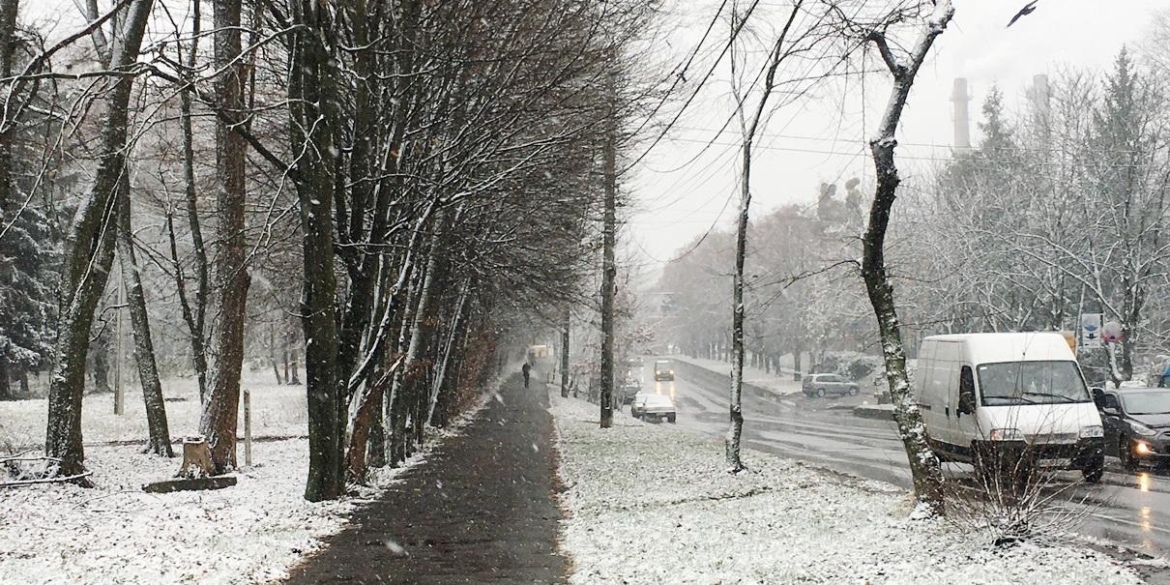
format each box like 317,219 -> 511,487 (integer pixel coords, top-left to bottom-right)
1129,422 -> 1156,437
1079,425 -> 1104,438
989,428 -> 1024,441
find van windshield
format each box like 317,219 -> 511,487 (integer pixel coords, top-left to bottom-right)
976,361 -> 1090,406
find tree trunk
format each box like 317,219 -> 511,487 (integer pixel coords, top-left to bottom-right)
116,179 -> 173,457
561,308 -> 571,398
727,137 -> 751,473
199,0 -> 250,475
177,0 -> 208,404
0,355 -> 9,401
427,278 -> 470,426
91,330 -> 112,394
45,0 -> 155,482
861,4 -> 954,514
291,0 -> 345,502
18,366 -> 28,395
599,90 -> 617,430
269,323 -> 283,385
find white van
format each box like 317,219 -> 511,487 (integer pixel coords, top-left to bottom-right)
912,332 -> 1104,482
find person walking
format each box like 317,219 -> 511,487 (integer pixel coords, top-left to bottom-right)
522,362 -> 532,389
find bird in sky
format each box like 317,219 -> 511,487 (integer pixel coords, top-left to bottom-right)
1007,1 -> 1038,28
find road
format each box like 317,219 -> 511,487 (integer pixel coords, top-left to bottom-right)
629,359 -> 1170,561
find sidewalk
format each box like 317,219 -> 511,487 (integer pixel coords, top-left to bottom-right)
283,374 -> 567,584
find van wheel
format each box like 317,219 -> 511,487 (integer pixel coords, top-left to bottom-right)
848,387 -> 859,396
816,388 -> 826,398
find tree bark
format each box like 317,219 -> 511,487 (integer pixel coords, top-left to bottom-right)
116,178 -> 173,457
727,137 -> 750,473
861,3 -> 954,514
177,0 -> 209,404
0,355 -> 9,401
599,86 -> 617,430
291,0 -> 345,502
561,308 -> 571,398
199,0 -> 250,475
45,0 -> 155,481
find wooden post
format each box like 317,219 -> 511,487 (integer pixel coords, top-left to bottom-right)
243,388 -> 252,467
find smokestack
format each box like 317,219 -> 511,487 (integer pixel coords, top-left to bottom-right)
951,78 -> 971,150
1028,74 -> 1050,118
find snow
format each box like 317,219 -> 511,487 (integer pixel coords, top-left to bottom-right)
550,391 -> 1145,585
0,378 -> 495,584
0,374 -> 308,450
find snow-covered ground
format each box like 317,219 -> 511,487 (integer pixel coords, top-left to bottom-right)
0,381 -> 493,585
550,391 -> 1146,585
0,375 -> 306,450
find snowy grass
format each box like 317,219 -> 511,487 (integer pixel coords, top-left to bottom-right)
0,374 -> 306,451
550,391 -> 1144,585
0,375 -> 499,585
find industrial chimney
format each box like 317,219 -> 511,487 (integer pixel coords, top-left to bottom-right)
951,78 -> 971,150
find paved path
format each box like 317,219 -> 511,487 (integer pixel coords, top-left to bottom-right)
284,375 -> 567,584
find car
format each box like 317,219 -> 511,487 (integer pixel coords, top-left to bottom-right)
619,383 -> 642,406
630,390 -> 655,418
1097,387 -> 1170,470
801,373 -> 860,398
653,359 -> 674,381
636,394 -> 676,423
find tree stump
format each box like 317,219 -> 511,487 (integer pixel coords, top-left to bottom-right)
177,436 -> 214,478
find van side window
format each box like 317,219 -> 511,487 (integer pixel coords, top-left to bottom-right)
958,366 -> 976,414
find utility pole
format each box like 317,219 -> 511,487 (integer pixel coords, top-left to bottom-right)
599,54 -> 617,429
114,264 -> 125,416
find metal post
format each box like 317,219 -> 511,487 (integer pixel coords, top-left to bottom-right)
243,388 -> 252,467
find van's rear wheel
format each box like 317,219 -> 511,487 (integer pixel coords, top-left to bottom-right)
816,388 -> 826,398
848,386 -> 859,396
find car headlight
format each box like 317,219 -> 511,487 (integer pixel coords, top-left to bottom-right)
989,428 -> 1024,441
1130,422 -> 1157,437
1079,425 -> 1104,438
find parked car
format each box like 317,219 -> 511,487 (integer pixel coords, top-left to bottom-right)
802,373 -> 860,398
1097,387 -> 1170,470
619,382 -> 642,406
636,394 -> 676,423
630,390 -> 655,418
653,359 -> 675,381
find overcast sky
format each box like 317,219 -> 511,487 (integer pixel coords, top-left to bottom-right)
626,0 -> 1170,272
22,0 -> 1170,279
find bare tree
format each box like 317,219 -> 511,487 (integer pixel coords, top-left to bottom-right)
45,0 -> 157,481
858,0 -> 954,514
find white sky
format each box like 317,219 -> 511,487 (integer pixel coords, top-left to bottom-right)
21,0 -> 1170,276
626,0 -> 1170,269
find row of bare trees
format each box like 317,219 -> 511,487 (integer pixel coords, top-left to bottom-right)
0,0 -> 655,500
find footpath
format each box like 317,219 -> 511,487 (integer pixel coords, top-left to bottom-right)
284,374 -> 567,584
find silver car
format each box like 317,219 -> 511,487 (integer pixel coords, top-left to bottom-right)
635,394 -> 676,423
802,373 -> 860,398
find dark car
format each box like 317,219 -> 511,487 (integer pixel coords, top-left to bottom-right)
653,359 -> 674,381
1098,387 -> 1170,470
619,383 -> 642,406
801,373 -> 860,398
